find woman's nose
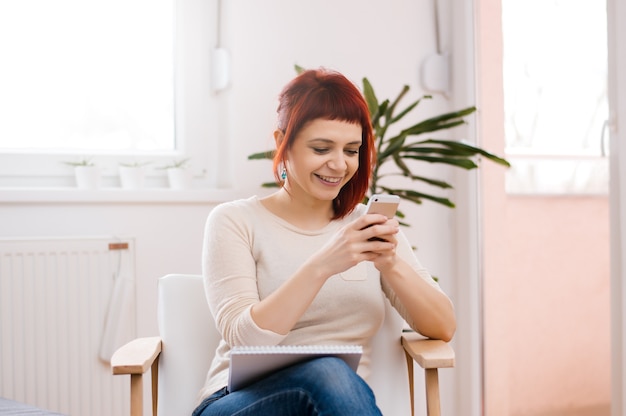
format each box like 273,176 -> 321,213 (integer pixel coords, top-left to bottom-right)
327,152 -> 347,170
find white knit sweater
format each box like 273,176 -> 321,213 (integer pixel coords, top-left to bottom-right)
197,196 -> 439,404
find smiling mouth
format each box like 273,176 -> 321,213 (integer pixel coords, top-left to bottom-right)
315,174 -> 343,184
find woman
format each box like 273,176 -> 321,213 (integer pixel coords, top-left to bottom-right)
193,68 -> 456,416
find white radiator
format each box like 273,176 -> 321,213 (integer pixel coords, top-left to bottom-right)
0,236 -> 136,416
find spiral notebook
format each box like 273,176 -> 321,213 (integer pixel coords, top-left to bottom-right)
228,344 -> 363,392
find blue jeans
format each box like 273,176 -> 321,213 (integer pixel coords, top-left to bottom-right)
192,356 -> 382,416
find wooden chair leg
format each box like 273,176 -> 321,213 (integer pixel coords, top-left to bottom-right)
151,355 -> 159,416
405,350 -> 415,416
425,368 -> 441,416
130,374 -> 143,416
401,335 -> 453,416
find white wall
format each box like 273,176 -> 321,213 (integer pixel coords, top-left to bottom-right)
0,195 -> 221,336
608,0 -> 626,414
0,1 -> 477,414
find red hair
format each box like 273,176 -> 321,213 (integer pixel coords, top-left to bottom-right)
273,68 -> 376,219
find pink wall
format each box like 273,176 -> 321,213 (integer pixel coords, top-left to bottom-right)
498,196 -> 610,415
476,0 -> 612,414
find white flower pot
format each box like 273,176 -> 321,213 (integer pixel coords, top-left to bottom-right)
166,167 -> 192,189
74,166 -> 101,189
119,166 -> 145,189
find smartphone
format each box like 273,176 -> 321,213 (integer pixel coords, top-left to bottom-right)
364,194 -> 400,241
365,194 -> 400,219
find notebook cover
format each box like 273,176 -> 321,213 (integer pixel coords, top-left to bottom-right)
227,344 -> 363,392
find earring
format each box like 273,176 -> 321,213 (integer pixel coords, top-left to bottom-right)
281,168 -> 287,180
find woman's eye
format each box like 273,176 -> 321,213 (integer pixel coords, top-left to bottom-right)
312,147 -> 329,154
311,147 -> 358,155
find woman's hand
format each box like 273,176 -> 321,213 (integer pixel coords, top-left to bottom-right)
309,214 -> 400,279
361,215 -> 401,273
250,213 -> 399,334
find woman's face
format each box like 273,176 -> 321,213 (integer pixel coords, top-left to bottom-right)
282,118 -> 362,204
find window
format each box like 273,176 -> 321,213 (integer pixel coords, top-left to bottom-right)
0,0 -> 174,152
502,0 -> 609,194
0,0 -> 219,188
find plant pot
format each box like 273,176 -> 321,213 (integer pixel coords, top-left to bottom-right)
166,167 -> 192,189
119,166 -> 145,189
74,166 -> 101,189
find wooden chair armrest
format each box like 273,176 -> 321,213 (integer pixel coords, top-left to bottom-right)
111,337 -> 162,416
401,332 -> 455,369
401,332 -> 454,416
111,336 -> 162,375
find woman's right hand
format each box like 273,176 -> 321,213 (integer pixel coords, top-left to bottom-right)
308,214 -> 399,279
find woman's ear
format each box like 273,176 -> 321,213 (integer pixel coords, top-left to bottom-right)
273,129 -> 284,148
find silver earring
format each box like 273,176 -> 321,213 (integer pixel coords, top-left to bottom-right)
281,168 -> 287,180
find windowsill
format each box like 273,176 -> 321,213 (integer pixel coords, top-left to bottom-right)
0,187 -> 247,204
504,155 -> 609,195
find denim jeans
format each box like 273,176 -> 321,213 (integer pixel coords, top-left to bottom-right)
192,356 -> 382,416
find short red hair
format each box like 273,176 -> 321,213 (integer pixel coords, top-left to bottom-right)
273,69 -> 376,219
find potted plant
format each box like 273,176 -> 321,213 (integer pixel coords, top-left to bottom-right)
157,158 -> 192,189
63,157 -> 101,189
360,78 -> 510,222
248,67 -> 510,225
118,161 -> 151,189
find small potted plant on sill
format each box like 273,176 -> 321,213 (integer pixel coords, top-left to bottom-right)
118,161 -> 151,190
63,157 -> 101,189
157,158 -> 192,189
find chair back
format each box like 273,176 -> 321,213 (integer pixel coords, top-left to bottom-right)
157,274 -> 220,416
156,274 -> 411,415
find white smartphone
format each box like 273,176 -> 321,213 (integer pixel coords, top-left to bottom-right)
364,194 -> 400,241
365,194 -> 400,219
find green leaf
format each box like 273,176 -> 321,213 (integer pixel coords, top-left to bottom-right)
419,139 -> 511,167
406,175 -> 453,189
402,120 -> 467,136
402,155 -> 478,169
380,187 -> 456,208
376,85 -> 412,141
379,133 -> 408,160
362,78 -> 379,119
372,100 -> 390,134
400,107 -> 476,136
401,146 -> 478,157
378,171 -> 453,189
385,85 -> 411,119
389,95 -> 432,125
421,106 -> 477,123
391,153 -> 412,176
294,64 -> 306,74
248,150 -> 275,160
395,189 -> 454,208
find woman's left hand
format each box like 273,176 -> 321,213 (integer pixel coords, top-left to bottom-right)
366,218 -> 401,273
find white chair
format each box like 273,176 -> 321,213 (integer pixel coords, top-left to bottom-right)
111,274 -> 454,416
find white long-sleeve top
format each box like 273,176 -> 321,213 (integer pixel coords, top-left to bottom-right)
197,196 -> 440,403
